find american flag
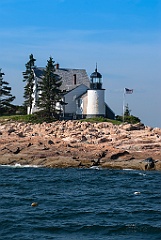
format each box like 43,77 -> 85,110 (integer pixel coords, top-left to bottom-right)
125,88 -> 133,94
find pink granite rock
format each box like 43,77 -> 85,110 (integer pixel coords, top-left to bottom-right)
0,121 -> 161,170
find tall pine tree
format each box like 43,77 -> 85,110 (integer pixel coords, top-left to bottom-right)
23,54 -> 36,114
0,69 -> 15,115
38,57 -> 62,121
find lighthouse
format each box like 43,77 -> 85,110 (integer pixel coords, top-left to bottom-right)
86,65 -> 105,118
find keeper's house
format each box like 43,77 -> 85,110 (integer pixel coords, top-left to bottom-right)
30,63 -> 115,120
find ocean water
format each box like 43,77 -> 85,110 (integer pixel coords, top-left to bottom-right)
0,165 -> 161,240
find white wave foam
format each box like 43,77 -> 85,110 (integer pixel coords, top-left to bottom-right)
134,191 -> 141,195
139,172 -> 146,176
0,163 -> 42,168
90,166 -> 102,170
123,168 -> 134,171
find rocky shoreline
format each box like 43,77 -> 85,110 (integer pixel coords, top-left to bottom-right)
0,120 -> 161,170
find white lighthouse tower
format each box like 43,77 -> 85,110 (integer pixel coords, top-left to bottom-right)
87,65 -> 105,118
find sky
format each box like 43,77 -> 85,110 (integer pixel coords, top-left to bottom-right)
0,0 -> 161,127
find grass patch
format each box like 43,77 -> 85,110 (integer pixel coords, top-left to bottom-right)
0,115 -> 122,125
79,117 -> 121,125
0,114 -> 49,124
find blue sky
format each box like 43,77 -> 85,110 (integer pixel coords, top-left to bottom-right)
0,0 -> 161,127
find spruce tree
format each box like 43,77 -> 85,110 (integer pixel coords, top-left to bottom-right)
23,54 -> 36,114
0,69 -> 15,115
124,104 -> 131,116
116,103 -> 141,124
38,57 -> 62,121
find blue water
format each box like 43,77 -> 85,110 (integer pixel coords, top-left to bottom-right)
0,166 -> 161,240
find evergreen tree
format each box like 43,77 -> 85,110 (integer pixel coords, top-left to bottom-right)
116,103 -> 141,124
0,69 -> 15,115
38,57 -> 62,121
23,54 -> 36,114
124,104 -> 131,116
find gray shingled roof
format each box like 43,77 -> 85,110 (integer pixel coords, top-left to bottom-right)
33,67 -> 90,91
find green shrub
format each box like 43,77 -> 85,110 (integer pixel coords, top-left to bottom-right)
115,115 -> 141,124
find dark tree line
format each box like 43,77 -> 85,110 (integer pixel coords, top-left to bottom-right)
0,68 -> 15,115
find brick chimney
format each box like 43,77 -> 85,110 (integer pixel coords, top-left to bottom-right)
55,63 -> 59,69
73,74 -> 76,85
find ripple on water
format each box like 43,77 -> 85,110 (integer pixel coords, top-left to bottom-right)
0,167 -> 161,240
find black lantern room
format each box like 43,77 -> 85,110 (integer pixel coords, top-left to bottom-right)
90,64 -> 102,89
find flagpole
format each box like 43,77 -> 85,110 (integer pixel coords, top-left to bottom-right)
123,88 -> 125,123
123,88 -> 133,122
